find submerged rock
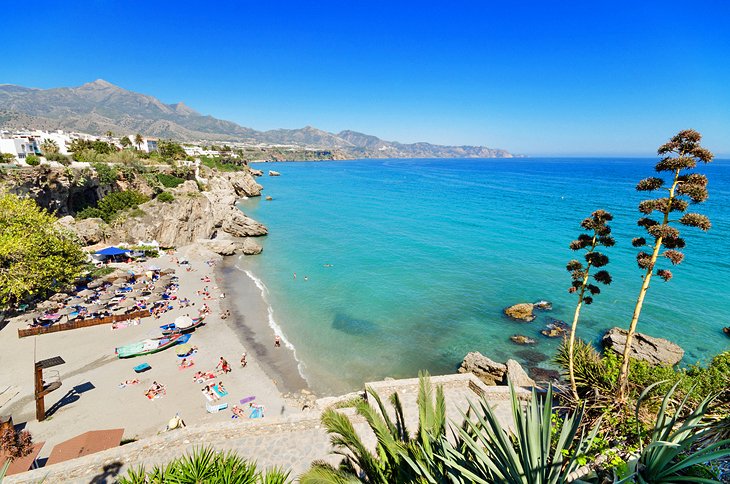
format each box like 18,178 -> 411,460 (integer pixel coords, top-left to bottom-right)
458,352 -> 506,386
510,334 -> 536,345
602,327 -> 684,366
540,318 -> 569,338
529,367 -> 561,382
265,195 -> 273,201
504,303 -> 536,322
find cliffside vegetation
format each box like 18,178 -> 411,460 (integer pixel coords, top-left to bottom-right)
0,193 -> 85,309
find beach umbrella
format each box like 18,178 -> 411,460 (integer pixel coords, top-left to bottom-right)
87,280 -> 104,289
118,299 -> 137,308
50,293 -> 68,302
56,307 -> 73,315
175,344 -> 192,356
76,289 -> 94,297
174,316 -> 193,328
85,304 -> 103,312
147,265 -> 161,271
160,268 -> 175,275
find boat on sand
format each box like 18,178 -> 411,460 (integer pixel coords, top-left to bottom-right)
115,333 -> 191,359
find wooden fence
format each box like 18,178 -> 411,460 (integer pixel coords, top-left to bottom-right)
18,309 -> 150,338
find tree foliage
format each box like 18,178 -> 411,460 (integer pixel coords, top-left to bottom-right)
0,194 -> 86,308
617,129 -> 713,400
25,154 -> 40,166
158,140 -> 186,160
565,210 -> 614,400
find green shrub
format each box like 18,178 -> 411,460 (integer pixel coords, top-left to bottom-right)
157,173 -> 185,188
76,207 -> 105,219
91,162 -> 119,184
45,152 -> 71,165
156,191 -> 175,203
74,148 -> 103,163
25,154 -> 40,166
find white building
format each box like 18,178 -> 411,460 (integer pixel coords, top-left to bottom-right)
0,135 -> 40,164
125,135 -> 158,153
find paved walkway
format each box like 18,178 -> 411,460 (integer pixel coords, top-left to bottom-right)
6,374 -> 526,483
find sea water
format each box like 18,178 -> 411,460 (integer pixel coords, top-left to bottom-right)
234,158 -> 730,395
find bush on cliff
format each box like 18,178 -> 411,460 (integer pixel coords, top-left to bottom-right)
25,154 -> 40,166
156,191 -> 174,203
157,173 -> 185,188
0,194 -> 85,308
96,190 -> 149,222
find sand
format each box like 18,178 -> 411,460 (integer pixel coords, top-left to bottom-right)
0,249 -> 306,461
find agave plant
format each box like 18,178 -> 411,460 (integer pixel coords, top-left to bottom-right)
615,381 -> 730,483
118,446 -> 290,483
300,371 -> 448,483
413,383 -> 601,484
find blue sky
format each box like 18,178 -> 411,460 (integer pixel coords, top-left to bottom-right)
2,1 -> 729,156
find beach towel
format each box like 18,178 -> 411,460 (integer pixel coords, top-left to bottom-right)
249,406 -> 264,419
239,396 -> 256,405
212,385 -> 228,398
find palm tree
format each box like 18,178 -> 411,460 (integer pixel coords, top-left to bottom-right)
120,137 -> 132,149
134,133 -> 144,151
105,130 -> 114,141
300,371 -> 447,483
617,129 -> 713,400
565,210 -> 614,400
40,138 -> 59,155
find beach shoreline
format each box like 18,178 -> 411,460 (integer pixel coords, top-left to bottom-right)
215,257 -> 310,396
0,246 -> 305,463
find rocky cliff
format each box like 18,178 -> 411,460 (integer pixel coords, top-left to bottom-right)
115,171 -> 266,248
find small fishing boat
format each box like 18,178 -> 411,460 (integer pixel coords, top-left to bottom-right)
115,333 -> 191,359
160,316 -> 205,336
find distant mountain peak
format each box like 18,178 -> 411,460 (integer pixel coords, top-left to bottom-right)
0,80 -> 517,158
83,79 -> 118,89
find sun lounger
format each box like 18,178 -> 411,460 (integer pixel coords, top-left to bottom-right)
206,402 -> 228,413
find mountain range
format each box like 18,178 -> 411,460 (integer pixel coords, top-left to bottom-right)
0,80 -> 516,158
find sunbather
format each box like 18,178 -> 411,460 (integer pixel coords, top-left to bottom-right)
231,405 -> 246,418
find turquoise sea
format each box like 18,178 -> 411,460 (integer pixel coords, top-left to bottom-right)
236,158 -> 730,395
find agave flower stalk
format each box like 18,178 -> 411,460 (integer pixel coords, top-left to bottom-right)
565,210 -> 614,401
617,129 -> 713,400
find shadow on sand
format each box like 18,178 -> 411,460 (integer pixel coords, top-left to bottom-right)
45,382 -> 95,418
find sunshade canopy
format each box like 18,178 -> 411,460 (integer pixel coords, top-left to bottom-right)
96,247 -> 128,256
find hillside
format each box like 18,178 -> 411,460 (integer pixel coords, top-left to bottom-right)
0,80 -> 517,158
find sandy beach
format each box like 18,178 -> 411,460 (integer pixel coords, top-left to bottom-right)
0,246 -> 308,462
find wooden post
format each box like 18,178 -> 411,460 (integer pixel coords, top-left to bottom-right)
34,362 -> 45,421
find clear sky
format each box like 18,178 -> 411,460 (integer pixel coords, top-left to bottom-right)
2,1 -> 729,156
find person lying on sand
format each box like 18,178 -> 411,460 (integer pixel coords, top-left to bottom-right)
118,379 -> 139,388
231,405 -> 246,418
217,381 -> 227,394
179,358 -> 194,369
145,381 -> 165,399
202,385 -> 218,401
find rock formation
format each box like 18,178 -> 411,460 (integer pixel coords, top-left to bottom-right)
269,170 -> 281,176
602,327 -> 684,366
458,352 -> 536,388
506,359 -> 536,387
510,334 -> 536,345
458,352 -> 506,385
113,170 -> 266,249
56,216 -> 106,245
504,303 -> 536,322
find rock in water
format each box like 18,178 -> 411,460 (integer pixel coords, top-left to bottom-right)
458,352 -> 506,386
540,327 -> 566,338
602,327 -> 684,366
242,238 -> 263,255
268,170 -> 281,176
250,169 -> 264,177
504,303 -> 536,322
506,359 -> 536,388
510,334 -> 536,345
533,300 -> 553,311
265,196 -> 273,201
529,367 -> 561,382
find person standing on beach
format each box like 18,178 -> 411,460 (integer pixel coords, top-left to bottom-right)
274,335 -> 281,347
240,352 -> 247,367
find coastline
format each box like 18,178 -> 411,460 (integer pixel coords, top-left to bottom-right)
216,256 -> 310,396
